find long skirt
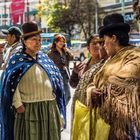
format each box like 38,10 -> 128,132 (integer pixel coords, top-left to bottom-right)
14,100 -> 61,140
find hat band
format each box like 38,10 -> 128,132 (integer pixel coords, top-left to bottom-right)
21,29 -> 42,38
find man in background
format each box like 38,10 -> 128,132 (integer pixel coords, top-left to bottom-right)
1,26 -> 22,69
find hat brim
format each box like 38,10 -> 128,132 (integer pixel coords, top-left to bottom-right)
99,23 -> 130,37
1,29 -> 9,35
21,29 -> 43,38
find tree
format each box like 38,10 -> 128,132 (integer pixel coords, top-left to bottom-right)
69,0 -> 97,39
47,3 -> 77,35
42,0 -> 101,39
133,0 -> 140,21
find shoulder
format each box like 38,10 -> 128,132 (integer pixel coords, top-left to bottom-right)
123,46 -> 140,60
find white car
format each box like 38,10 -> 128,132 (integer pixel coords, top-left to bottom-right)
70,40 -> 88,61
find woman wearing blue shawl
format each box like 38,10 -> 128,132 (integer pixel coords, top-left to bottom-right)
0,22 -> 66,140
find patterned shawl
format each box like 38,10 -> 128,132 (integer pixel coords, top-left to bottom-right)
0,50 -> 66,140
71,59 -> 105,132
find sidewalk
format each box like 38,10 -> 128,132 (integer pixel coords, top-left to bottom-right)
61,88 -> 75,140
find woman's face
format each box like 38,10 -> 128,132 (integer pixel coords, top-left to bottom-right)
55,37 -> 65,49
103,35 -> 116,56
24,35 -> 41,54
88,37 -> 100,59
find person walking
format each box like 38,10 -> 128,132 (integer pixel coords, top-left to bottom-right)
87,13 -> 140,139
0,21 -> 66,140
48,34 -> 73,105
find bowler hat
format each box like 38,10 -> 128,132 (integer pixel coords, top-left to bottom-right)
2,26 -> 22,36
99,13 -> 130,37
21,21 -> 42,38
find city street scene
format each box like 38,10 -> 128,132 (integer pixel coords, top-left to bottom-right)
0,0 -> 140,140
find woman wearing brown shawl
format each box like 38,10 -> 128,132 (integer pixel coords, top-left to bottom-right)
87,13 -> 140,140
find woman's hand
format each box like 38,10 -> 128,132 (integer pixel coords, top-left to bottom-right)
63,45 -> 68,52
87,87 -> 102,107
16,105 -> 25,113
73,61 -> 85,74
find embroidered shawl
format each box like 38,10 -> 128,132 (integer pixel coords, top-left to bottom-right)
0,50 -> 66,140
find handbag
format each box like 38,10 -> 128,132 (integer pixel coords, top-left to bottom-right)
72,100 -> 110,140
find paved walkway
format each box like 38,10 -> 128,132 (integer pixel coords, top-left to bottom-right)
61,88 -> 75,140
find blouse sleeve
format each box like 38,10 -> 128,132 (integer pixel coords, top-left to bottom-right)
12,85 -> 23,109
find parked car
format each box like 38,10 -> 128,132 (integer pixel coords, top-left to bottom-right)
70,40 -> 89,61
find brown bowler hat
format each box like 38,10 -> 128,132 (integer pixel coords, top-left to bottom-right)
21,21 -> 42,38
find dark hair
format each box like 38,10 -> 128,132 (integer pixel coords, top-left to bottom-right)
10,33 -> 20,43
15,34 -> 20,42
104,29 -> 129,46
86,34 -> 99,46
52,34 -> 66,48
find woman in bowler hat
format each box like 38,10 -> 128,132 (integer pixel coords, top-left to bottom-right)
87,13 -> 140,139
0,21 -> 66,140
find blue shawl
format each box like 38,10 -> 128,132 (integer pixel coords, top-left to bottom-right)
0,50 -> 66,140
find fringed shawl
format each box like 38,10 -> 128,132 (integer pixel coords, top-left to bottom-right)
93,46 -> 140,139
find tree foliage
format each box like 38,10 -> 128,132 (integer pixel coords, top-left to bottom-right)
44,0 -> 101,39
69,0 -> 96,39
47,3 -> 77,35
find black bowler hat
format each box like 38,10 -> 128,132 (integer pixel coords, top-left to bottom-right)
21,21 -> 42,38
99,13 -> 130,37
2,26 -> 22,36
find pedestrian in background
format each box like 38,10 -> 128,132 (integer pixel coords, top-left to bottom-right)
0,21 -> 66,140
48,34 -> 73,105
87,13 -> 140,139
1,26 -> 22,69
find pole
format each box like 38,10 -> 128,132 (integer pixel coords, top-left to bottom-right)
4,0 -> 6,26
95,0 -> 98,34
39,0 -> 41,28
27,0 -> 30,22
121,0 -> 125,16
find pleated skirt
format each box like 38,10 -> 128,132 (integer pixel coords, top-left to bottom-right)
14,100 -> 61,140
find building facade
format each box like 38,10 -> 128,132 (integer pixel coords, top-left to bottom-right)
99,0 -> 134,20
0,0 -> 40,30
98,0 -> 136,31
